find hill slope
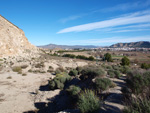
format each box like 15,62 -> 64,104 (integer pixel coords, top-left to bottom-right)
110,41 -> 150,48
0,15 -> 37,57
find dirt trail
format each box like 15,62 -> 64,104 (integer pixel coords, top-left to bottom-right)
101,76 -> 126,113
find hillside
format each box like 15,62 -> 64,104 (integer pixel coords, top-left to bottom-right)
0,15 -> 37,57
110,41 -> 150,48
38,44 -> 98,49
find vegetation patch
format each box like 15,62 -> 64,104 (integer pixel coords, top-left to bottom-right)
69,69 -> 78,76
12,66 -> 22,74
77,90 -> 101,113
49,72 -> 71,90
80,66 -> 105,80
66,85 -> 81,96
21,65 -> 28,69
95,78 -> 114,91
62,54 -> 95,61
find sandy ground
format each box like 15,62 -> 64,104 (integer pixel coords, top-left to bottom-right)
0,72 -> 60,113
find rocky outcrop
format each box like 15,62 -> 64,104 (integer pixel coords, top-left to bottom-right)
0,15 -> 38,57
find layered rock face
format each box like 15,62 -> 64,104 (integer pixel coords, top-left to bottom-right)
0,15 -> 37,57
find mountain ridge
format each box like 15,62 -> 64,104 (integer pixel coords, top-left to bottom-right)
110,41 -> 150,48
38,44 -> 99,49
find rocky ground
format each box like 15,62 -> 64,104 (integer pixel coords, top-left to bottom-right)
101,77 -> 126,113
0,54 -> 127,113
0,55 -> 88,113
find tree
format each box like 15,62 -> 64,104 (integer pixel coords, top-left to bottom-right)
121,56 -> 130,66
104,53 -> 113,62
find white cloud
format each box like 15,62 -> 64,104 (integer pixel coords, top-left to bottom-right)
95,0 -> 150,13
57,10 -> 150,33
73,36 -> 150,44
59,15 -> 83,23
112,29 -> 150,33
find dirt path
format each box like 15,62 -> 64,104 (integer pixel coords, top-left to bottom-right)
101,76 -> 126,113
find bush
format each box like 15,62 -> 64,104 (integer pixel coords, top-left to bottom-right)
49,72 -> 71,90
76,66 -> 83,74
123,98 -> 150,113
63,54 -> 76,58
120,66 -> 130,74
105,65 -> 112,70
104,53 -> 113,62
66,85 -> 81,96
112,65 -> 120,71
35,62 -> 45,68
21,65 -> 28,69
76,55 -> 87,60
77,90 -> 100,113
47,66 -> 54,72
69,69 -> 78,76
114,70 -> 122,78
88,56 -> 95,61
12,66 -> 22,73
95,78 -> 113,91
55,67 -> 64,74
121,56 -> 130,66
107,69 -> 116,78
80,66 -> 105,80
126,71 -> 150,95
141,63 -> 150,69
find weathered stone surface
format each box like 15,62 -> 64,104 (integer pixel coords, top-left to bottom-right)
0,15 -> 37,57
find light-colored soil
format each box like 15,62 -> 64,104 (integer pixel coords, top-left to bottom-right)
0,72 -> 60,113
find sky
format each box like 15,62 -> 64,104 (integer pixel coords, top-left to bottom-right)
0,0 -> 150,46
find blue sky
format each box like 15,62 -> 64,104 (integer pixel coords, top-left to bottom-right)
0,0 -> 150,46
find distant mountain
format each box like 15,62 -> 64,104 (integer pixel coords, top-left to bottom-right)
110,41 -> 150,48
38,44 -> 99,49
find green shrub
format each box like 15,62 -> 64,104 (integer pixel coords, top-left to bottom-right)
7,76 -> 12,79
80,66 -> 105,80
104,53 -> 113,62
76,66 -> 83,74
107,69 -> 115,78
120,66 -> 130,74
114,70 -> 122,78
28,69 -> 32,72
126,71 -> 150,95
69,69 -> 78,76
112,65 -> 120,71
35,62 -> 45,68
22,73 -> 27,76
121,56 -> 130,66
77,90 -> 100,113
55,67 -> 64,74
12,66 -> 22,73
49,72 -> 71,90
141,63 -> 150,69
49,80 -> 56,90
21,65 -> 28,69
47,66 -> 54,72
88,56 -> 95,61
105,65 -> 112,70
95,78 -> 113,91
123,98 -> 150,113
66,85 -> 81,96
55,79 -> 64,89
63,54 -> 76,58
76,55 -> 87,60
